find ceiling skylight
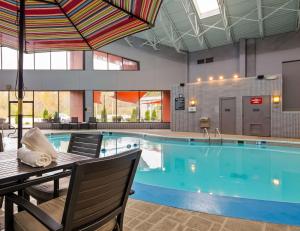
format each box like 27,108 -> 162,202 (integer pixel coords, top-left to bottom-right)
193,0 -> 220,19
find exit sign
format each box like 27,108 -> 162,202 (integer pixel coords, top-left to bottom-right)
250,97 -> 263,104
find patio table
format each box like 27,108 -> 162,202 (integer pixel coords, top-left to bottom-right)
0,151 -> 90,230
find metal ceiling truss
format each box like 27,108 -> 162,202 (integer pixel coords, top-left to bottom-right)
159,4 -> 188,53
179,0 -> 210,49
257,0 -> 264,37
217,0 -> 233,42
128,0 -> 300,52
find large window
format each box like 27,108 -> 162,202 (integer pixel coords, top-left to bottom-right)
93,51 -> 139,71
0,92 -> 9,123
93,91 -> 116,122
34,92 -> 58,122
0,47 -> 84,70
93,91 -> 170,122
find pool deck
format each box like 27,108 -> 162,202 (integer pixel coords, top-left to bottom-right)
2,129 -> 300,230
1,198 -> 300,231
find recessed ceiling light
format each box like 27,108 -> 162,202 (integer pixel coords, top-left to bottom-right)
193,0 -> 220,19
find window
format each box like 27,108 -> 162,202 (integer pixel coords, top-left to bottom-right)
108,54 -> 123,70
34,92 -> 58,122
116,92 -> 139,122
93,51 -> 139,71
35,52 -> 51,70
193,0 -> 220,19
94,51 -> 108,70
93,91 -> 170,123
0,47 -> 84,70
140,92 -> 162,122
2,47 -> 17,69
0,92 -> 9,123
123,59 -> 139,70
24,53 -> 34,70
93,91 -> 116,122
51,51 -> 67,70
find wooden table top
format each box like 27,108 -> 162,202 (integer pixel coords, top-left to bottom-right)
0,151 -> 90,185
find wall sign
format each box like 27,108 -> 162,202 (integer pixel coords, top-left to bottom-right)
250,97 -> 263,105
175,96 -> 185,110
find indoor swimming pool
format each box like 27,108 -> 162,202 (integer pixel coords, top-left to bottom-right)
47,132 -> 300,225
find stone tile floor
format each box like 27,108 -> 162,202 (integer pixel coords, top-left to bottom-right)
1,198 -> 300,231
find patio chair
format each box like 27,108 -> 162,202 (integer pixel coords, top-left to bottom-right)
25,133 -> 103,204
69,117 -> 79,129
88,117 -> 97,129
6,149 -> 142,231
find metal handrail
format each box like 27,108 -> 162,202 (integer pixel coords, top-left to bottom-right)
203,128 -> 210,138
214,128 -> 223,144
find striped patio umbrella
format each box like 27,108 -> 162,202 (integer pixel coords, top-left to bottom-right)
0,0 -> 162,147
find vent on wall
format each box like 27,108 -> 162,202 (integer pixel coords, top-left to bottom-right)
197,57 -> 214,65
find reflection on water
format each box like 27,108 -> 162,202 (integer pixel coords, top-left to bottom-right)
48,134 -> 300,203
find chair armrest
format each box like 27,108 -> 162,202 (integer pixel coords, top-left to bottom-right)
6,194 -> 63,231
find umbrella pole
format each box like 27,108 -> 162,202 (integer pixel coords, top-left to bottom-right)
17,0 -> 25,148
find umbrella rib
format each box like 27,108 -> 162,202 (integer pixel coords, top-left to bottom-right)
102,0 -> 153,27
54,0 -> 93,50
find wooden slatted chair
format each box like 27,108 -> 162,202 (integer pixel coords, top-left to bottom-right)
6,149 -> 142,231
25,133 -> 103,204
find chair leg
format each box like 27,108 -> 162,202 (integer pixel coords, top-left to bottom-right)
5,195 -> 14,231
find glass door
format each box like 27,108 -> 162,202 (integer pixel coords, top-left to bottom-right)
9,101 -> 34,128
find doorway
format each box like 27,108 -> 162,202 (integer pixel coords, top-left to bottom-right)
220,97 -> 236,134
242,96 -> 271,137
9,101 -> 34,129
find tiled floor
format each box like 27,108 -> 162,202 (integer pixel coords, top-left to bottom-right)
1,199 -> 300,231
2,129 -> 300,230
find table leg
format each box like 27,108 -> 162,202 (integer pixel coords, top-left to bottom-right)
53,179 -> 59,198
5,195 -> 14,231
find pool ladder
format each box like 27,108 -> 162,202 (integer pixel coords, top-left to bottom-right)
203,128 -> 222,145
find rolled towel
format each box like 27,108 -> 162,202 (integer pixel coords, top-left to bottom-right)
17,148 -> 52,167
21,127 -> 57,159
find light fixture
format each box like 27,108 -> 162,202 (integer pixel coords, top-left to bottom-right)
209,76 -> 214,81
233,74 -> 239,79
189,99 -> 197,107
272,178 -> 280,186
219,75 -> 224,80
273,96 -> 280,104
197,78 -> 201,82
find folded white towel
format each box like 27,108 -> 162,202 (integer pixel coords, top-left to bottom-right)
21,128 -> 58,159
17,148 -> 52,167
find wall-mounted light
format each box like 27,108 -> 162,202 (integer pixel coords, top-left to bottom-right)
273,96 -> 280,104
189,99 -> 197,107
209,76 -> 214,81
219,75 -> 224,80
197,78 -> 201,83
233,74 -> 239,79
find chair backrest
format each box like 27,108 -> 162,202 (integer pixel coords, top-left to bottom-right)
71,117 -> 78,123
62,149 -> 142,231
88,117 -> 97,123
0,133 -> 3,152
67,133 -> 102,158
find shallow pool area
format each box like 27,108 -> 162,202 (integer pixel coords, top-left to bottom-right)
47,132 -> 300,225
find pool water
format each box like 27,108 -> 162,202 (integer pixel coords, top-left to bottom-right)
48,133 -> 300,204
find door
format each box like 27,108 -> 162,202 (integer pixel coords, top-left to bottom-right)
9,102 -> 34,129
220,97 -> 236,134
243,96 -> 271,137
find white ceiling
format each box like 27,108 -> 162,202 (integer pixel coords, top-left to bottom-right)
127,0 -> 300,52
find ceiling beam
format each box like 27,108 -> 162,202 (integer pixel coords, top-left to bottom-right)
179,0 -> 210,49
217,0 -> 233,43
263,0 -> 294,20
159,4 -> 188,52
257,0 -> 264,37
297,0 -> 300,31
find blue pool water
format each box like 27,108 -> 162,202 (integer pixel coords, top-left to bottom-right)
48,133 -> 300,204
48,133 -> 300,225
